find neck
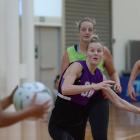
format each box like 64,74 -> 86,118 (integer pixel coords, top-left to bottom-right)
86,60 -> 96,74
79,41 -> 88,54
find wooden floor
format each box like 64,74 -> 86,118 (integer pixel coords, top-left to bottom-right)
85,102 -> 140,140
1,102 -> 140,140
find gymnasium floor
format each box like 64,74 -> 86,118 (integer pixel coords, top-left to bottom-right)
85,102 -> 140,140
1,102 -> 140,140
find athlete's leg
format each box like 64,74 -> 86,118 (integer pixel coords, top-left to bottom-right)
89,96 -> 109,140
48,121 -> 75,140
48,97 -> 90,140
49,121 -> 88,140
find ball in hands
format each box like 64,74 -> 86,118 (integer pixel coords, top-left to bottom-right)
13,82 -> 53,112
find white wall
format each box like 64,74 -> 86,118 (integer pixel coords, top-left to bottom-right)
0,0 -> 19,96
0,0 -> 6,95
112,0 -> 140,74
5,0 -> 20,94
21,0 -> 35,82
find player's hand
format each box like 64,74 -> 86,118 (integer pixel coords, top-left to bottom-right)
29,94 -> 51,118
92,80 -> 115,91
128,85 -> 137,101
113,82 -> 122,94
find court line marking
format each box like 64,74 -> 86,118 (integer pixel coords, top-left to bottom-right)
118,132 -> 140,140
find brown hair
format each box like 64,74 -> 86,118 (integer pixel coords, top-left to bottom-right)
89,34 -> 100,43
76,17 -> 96,31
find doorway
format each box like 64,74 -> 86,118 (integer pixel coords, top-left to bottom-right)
35,26 -> 61,90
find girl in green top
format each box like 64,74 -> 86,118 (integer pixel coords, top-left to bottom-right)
61,17 -> 121,140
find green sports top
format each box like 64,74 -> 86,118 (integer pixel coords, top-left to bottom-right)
67,45 -> 105,73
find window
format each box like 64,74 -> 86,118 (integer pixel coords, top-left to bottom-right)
34,0 -> 62,17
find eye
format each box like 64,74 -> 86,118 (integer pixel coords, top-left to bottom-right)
88,28 -> 93,32
81,27 -> 86,32
97,49 -> 103,53
88,48 -> 95,53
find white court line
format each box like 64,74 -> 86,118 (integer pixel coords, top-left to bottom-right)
118,133 -> 140,140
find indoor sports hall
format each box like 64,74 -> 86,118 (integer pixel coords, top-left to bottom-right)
0,0 -> 140,140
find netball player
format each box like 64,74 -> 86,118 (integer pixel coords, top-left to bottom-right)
49,36 -> 140,140
0,86 -> 49,127
61,17 -> 121,140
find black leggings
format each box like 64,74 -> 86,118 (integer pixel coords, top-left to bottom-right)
48,96 -> 109,140
89,97 -> 109,140
48,122 -> 85,140
48,97 -> 89,140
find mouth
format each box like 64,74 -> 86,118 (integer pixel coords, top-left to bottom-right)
92,57 -> 98,60
92,57 -> 99,62
84,36 -> 90,39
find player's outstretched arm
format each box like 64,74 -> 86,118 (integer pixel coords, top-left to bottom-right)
128,60 -> 140,100
0,98 -> 49,127
103,87 -> 140,114
103,47 -> 122,93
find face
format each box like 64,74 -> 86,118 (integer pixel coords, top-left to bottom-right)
86,42 -> 103,65
79,21 -> 95,43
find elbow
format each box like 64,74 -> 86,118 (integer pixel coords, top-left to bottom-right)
61,86 -> 67,95
61,89 -> 66,95
61,85 -> 70,95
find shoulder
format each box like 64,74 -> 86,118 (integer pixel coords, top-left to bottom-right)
64,61 -> 83,77
134,60 -> 140,69
67,45 -> 76,54
135,60 -> 140,65
103,46 -> 113,62
62,45 -> 75,60
69,61 -> 83,70
103,46 -> 111,55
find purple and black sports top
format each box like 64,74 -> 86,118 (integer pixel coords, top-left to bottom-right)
58,60 -> 103,106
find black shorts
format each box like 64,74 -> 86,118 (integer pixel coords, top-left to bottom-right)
48,97 -> 90,140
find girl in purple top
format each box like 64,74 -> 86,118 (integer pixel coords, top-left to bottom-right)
59,60 -> 104,106
49,36 -> 140,140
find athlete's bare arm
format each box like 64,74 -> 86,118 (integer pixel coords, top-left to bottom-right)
103,88 -> 140,114
128,60 -> 140,100
62,62 -> 115,95
103,47 -> 122,93
60,51 -> 70,74
0,88 -> 49,127
0,101 -> 49,127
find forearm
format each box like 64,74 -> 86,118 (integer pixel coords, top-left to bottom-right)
60,51 -> 70,74
0,108 -> 33,127
110,72 -> 120,84
103,88 -> 140,114
128,67 -> 140,86
62,84 -> 94,95
118,98 -> 140,113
